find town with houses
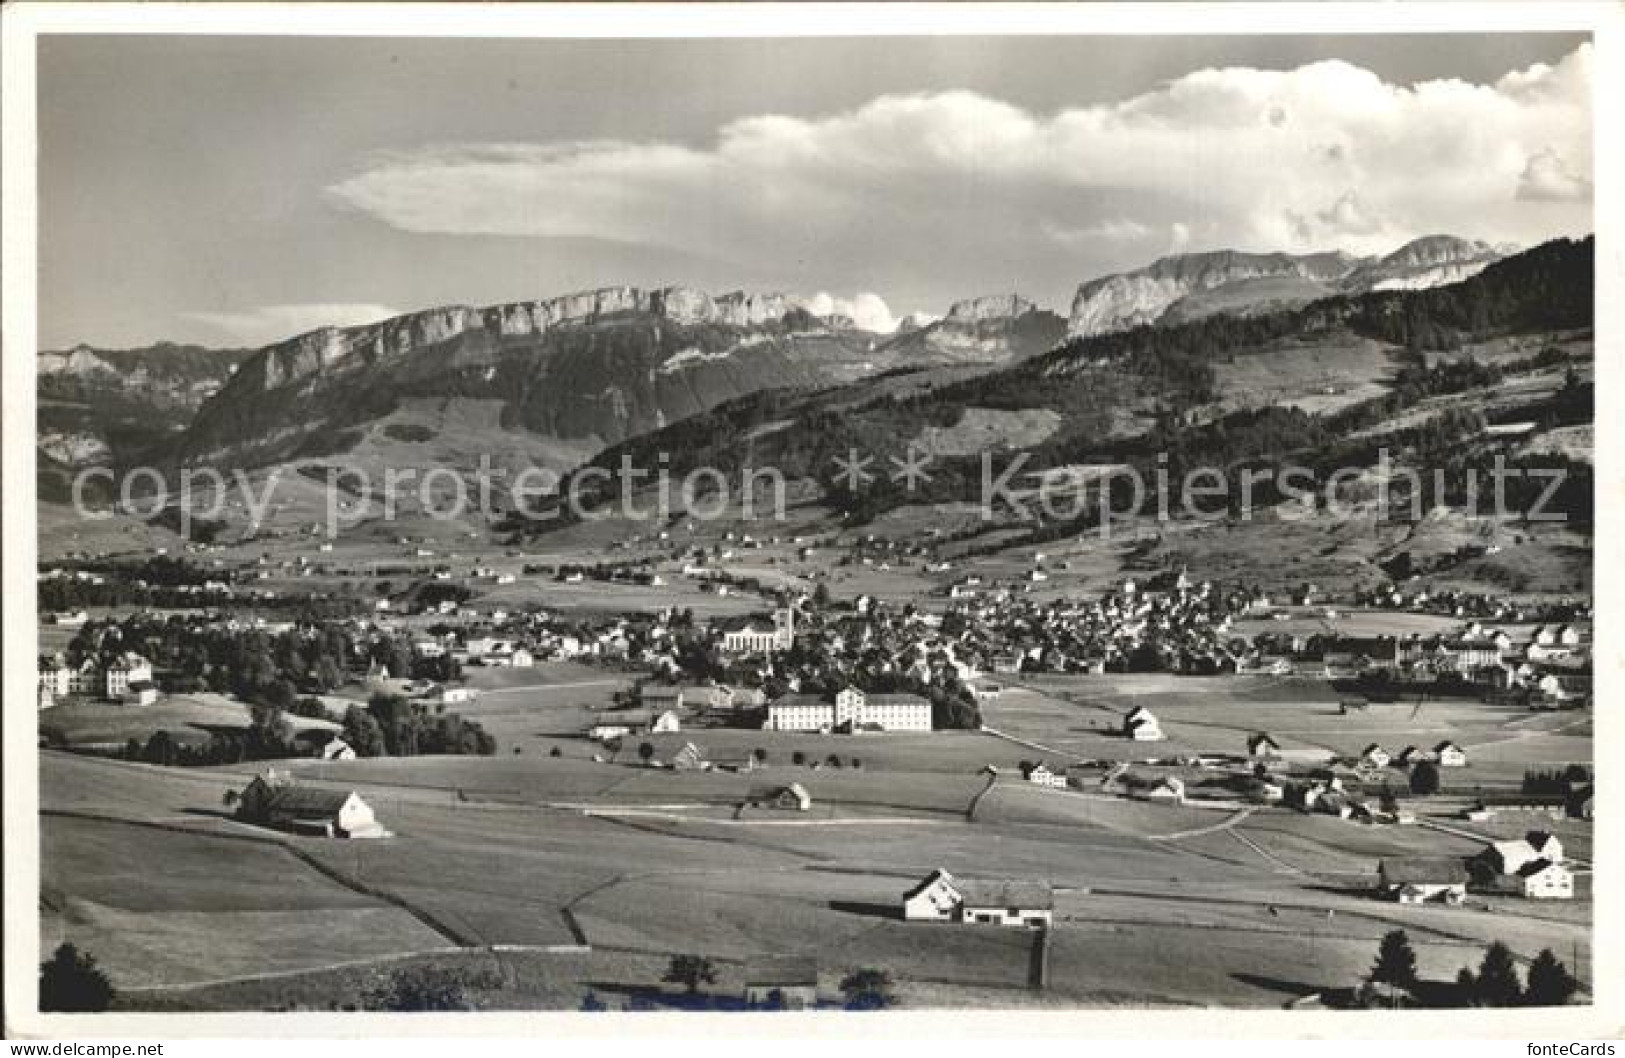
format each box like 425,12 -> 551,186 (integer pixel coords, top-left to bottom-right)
35,524 -> 1596,1011
21,23 -> 1602,1024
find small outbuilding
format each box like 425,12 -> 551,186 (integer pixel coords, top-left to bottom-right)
1378,857 -> 1468,904
742,956 -> 819,1009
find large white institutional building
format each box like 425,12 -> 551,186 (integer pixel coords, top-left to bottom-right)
764,686 -> 932,733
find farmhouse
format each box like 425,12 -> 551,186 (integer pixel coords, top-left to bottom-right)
1517,860 -> 1574,900
901,868 -> 1052,928
1020,762 -> 1067,788
1146,776 -> 1186,804
710,753 -> 758,773
742,956 -> 819,1009
1434,741 -> 1469,768
681,684 -> 733,711
748,783 -> 812,812
234,772 -> 388,839
1537,671 -> 1593,706
1123,706 -> 1165,742
1378,857 -> 1468,904
902,869 -> 964,921
1480,831 -> 1564,875
955,878 -> 1055,928
1246,733 -> 1281,759
671,742 -> 708,771
120,681 -> 158,707
639,684 -> 685,711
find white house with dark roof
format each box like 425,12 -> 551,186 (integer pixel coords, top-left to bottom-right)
1434,741 -> 1469,768
748,782 -> 812,812
1247,732 -> 1281,759
1360,744 -> 1392,769
1123,706 -> 1164,742
1517,860 -> 1574,900
1020,762 -> 1067,788
900,868 -> 1052,928
1146,776 -> 1186,804
1482,831 -> 1564,875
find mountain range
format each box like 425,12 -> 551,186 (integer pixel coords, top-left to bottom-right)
1068,234 -> 1508,338
36,233 -> 1543,510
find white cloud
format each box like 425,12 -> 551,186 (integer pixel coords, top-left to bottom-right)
326,44 -> 1591,291
1043,218 -> 1153,246
800,291 -> 897,332
183,303 -> 401,346
1517,147 -> 1591,202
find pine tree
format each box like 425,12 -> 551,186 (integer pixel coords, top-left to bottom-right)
1455,967 -> 1478,1006
39,943 -> 115,1012
1370,930 -> 1419,993
1473,942 -> 1524,1007
1524,949 -> 1579,1007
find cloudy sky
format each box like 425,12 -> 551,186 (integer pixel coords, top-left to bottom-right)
40,32 -> 1591,349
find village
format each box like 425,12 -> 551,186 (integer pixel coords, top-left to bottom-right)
37,536 -> 1594,1011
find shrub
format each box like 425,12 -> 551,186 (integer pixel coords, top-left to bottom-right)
39,943 -> 114,1012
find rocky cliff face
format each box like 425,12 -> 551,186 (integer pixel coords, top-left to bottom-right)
36,342 -> 253,470
246,286 -> 842,393
873,294 -> 1065,368
175,287 -> 875,472
1067,236 -> 1506,338
1342,235 -> 1504,292
945,294 -> 1037,323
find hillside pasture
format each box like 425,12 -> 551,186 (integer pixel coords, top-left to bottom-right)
41,814 -> 447,989
40,693 -> 339,751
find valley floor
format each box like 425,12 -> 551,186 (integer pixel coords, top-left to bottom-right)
38,718 -> 1593,1012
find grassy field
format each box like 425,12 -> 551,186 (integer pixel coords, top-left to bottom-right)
998,673 -> 1585,778
41,814 -> 448,989
38,746 -> 1592,1010
40,693 -> 339,751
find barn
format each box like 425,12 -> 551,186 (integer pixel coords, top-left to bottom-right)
235,772 -> 388,839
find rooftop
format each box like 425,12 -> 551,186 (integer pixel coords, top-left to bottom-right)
1379,857 -> 1469,885
742,955 -> 818,986
953,878 -> 1054,910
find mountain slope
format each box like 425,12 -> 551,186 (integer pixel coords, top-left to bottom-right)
1068,235 -> 1506,338
37,342 -> 253,468
562,236 -> 1591,526
175,287 -> 876,472
869,295 -> 1068,368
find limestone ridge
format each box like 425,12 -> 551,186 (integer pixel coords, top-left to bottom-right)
175,286 -> 875,471
1067,235 -> 1507,338
251,286 -> 835,390
872,294 -> 1065,368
